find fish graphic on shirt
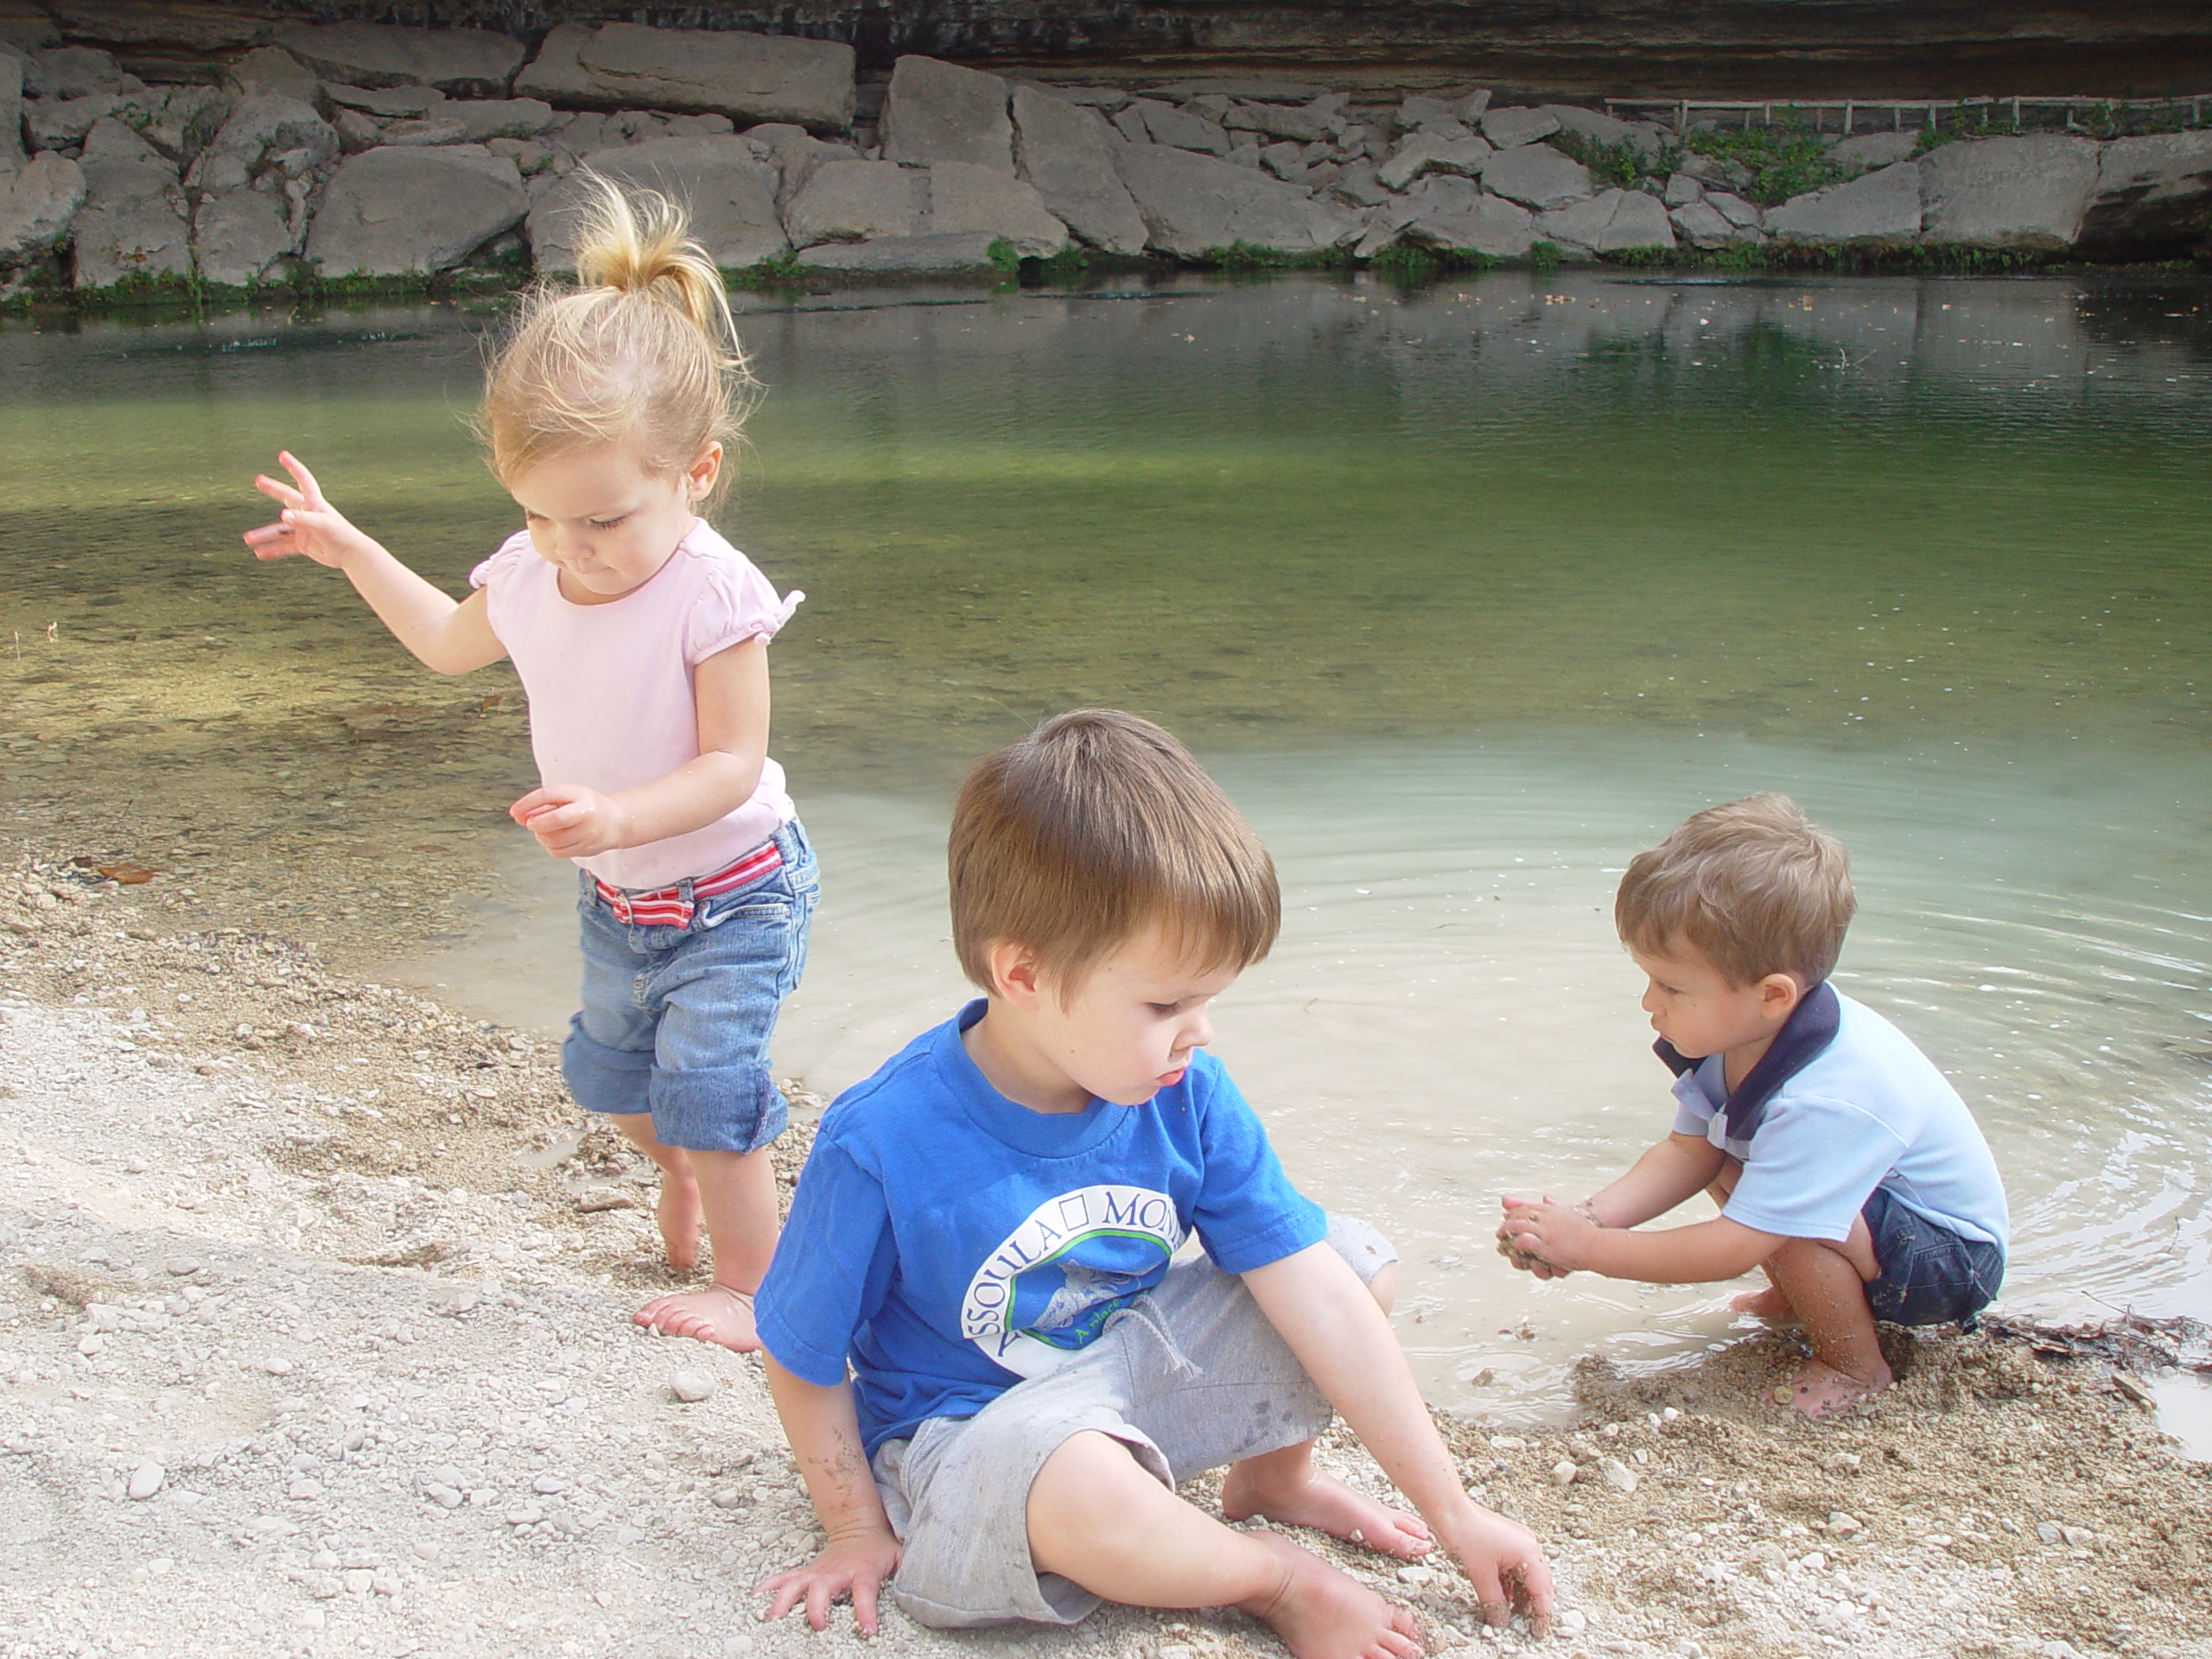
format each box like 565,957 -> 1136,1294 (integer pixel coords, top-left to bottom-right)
1025,1259 -> 1143,1350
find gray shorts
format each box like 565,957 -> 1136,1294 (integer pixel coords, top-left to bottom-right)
870,1215 -> 1395,1630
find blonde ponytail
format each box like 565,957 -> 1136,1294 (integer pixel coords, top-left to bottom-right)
480,175 -> 757,508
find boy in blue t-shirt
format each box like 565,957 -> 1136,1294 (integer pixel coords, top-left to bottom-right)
754,710 -> 1553,1656
1499,793 -> 2008,1419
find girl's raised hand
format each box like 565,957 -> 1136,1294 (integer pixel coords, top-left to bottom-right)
245,450 -> 382,569
512,784 -> 633,858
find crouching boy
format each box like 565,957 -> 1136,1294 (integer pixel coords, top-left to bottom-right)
1499,793 -> 2007,1419
754,710 -> 1552,1656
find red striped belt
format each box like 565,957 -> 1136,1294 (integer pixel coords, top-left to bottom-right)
591,839 -> 783,929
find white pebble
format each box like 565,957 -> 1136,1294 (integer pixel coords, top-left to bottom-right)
1554,1608 -> 1587,1637
1827,1511 -> 1861,1535
1549,1459 -> 1580,1486
1600,1457 -> 1637,1494
532,1472 -> 567,1495
262,1357 -> 292,1375
669,1370 -> 715,1403
127,1461 -> 164,1501
1397,1564 -> 1434,1585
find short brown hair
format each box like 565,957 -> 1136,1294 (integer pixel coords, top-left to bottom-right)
949,710 -> 1281,995
1614,793 -> 1854,988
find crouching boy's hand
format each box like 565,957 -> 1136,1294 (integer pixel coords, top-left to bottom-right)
1433,1503 -> 1554,1631
759,1525 -> 901,1634
1498,1195 -> 1600,1275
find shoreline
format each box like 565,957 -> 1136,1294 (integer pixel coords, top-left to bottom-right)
4,839 -> 2209,1658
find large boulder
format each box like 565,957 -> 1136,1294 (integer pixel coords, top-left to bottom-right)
225,45 -> 319,105
782,157 -> 926,245
443,99 -> 558,143
1480,105 -> 1560,149
925,159 -> 1067,257
880,56 -> 1012,174
79,114 -> 161,165
1398,176 -> 1535,257
1375,131 -> 1491,193
0,151 -> 84,264
741,122 -> 861,209
1669,198 -> 1758,247
795,230 -> 1000,273
1827,129 -> 1919,173
270,23 -> 524,98
1129,98 -> 1230,156
518,23 -> 852,135
1764,161 -> 1921,245
46,2 -> 266,53
0,53 -> 22,174
27,93 -> 118,152
1011,86 -> 1145,254
1540,105 -> 1663,158
110,86 -> 232,168
71,154 -> 190,288
193,185 -> 296,284
2077,130 -> 2212,259
1919,135 -> 2099,252
186,94 -> 337,193
1534,187 -> 1675,254
29,46 -> 131,100
307,144 -> 525,276
1479,143 -> 1592,210
526,136 -> 785,272
1115,142 -> 1361,257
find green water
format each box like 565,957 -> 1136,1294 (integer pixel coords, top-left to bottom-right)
3,270 -> 2209,1422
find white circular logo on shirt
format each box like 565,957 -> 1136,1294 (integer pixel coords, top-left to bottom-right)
960,1185 -> 1185,1378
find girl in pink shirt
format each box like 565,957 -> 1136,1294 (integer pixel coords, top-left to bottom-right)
245,180 -> 815,1353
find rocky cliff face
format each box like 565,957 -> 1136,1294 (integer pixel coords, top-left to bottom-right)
16,1 -> 2212,98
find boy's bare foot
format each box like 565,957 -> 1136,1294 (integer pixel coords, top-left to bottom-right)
1776,1356 -> 1891,1419
1222,1464 -> 1432,1560
1728,1286 -> 1796,1322
1239,1532 -> 1424,1659
634,1283 -> 760,1352
655,1173 -> 702,1272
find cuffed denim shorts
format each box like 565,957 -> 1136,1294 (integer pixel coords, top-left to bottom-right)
559,819 -> 818,1154
1861,1184 -> 2004,1328
870,1216 -> 1396,1631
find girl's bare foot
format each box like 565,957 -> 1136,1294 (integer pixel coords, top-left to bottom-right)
1239,1533 -> 1424,1659
1728,1286 -> 1796,1322
655,1173 -> 702,1272
1222,1464 -> 1432,1560
1777,1356 -> 1891,1419
634,1283 -> 760,1351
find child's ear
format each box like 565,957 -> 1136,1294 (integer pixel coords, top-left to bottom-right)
1758,972 -> 1804,1024
988,940 -> 1046,1008
685,441 -> 722,502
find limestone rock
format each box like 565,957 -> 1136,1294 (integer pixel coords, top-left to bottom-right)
323,83 -> 440,119
79,115 -> 160,166
1480,143 -> 1592,211
742,123 -> 861,210
1534,186 -> 1675,254
193,183 -> 296,284
0,52 -> 21,175
186,95 -> 337,194
2078,130 -> 2212,259
442,100 -> 558,143
1133,98 -> 1230,157
1541,104 -> 1663,158
225,46 -> 317,105
270,23 -> 524,99
1765,160 -> 1921,245
1920,134 -> 2100,251
47,3 -> 264,53
1707,189 -> 1761,228
1115,141 -> 1362,257
1329,162 -> 1394,208
0,151 -> 84,264
1670,198 -> 1755,247
516,23 -> 852,135
71,154 -> 190,288
527,137 -> 785,272
795,230 -> 999,273
782,157 -> 926,246
1399,176 -> 1535,257
926,158 -> 1067,257
307,144 -> 525,276
27,93 -> 117,152
114,87 -> 232,168
1828,129 -> 1920,173
1376,132 -> 1491,193
30,45 -> 130,100
380,118 -> 468,149
880,56 -> 1012,175
1011,84 -> 1146,254
1662,172 -> 1703,207
1224,99 -> 1331,143
1480,105 -> 1560,149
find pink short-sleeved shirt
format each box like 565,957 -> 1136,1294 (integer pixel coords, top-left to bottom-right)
470,518 -> 803,892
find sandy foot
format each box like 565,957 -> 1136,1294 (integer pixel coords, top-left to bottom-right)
1238,1532 -> 1426,1659
654,1172 -> 702,1272
1222,1465 -> 1433,1560
634,1282 -> 760,1351
1729,1286 -> 1797,1321
1777,1356 -> 1893,1419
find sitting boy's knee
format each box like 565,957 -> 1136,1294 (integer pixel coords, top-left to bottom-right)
1367,1260 -> 1400,1315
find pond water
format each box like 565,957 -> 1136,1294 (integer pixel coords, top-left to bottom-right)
3,270 -> 2209,1433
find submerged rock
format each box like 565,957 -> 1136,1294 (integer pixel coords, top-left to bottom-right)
1012,86 -> 1146,255
307,144 -> 525,276
880,55 -> 1014,174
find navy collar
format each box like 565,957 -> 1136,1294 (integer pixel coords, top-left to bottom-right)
1655,980 -> 1840,1141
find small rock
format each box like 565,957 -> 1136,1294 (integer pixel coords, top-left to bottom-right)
164,1256 -> 200,1276
1397,1564 -> 1434,1585
2035,1521 -> 2063,1545
1820,1451 -> 1861,1474
1599,1457 -> 1637,1494
1800,1549 -> 1827,1571
262,1356 -> 292,1375
2060,1524 -> 2094,1548
289,1478 -> 322,1500
411,1540 -> 442,1561
669,1370 -> 715,1403
127,1461 -> 164,1500
532,1472 -> 566,1495
342,1568 -> 372,1594
1549,1459 -> 1580,1487
370,1571 -> 401,1596
505,1505 -> 543,1526
1555,1608 -> 1587,1636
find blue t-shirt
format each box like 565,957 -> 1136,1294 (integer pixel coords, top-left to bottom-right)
1670,991 -> 2008,1250
754,1001 -> 1328,1455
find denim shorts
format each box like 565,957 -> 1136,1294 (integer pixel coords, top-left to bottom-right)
559,819 -> 818,1154
870,1216 -> 1396,1631
1861,1184 -> 2004,1328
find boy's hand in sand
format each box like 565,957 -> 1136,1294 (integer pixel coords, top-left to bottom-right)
1499,1195 -> 1598,1275
512,785 -> 632,858
758,1528 -> 901,1635
245,451 -> 384,570
1434,1504 -> 1555,1633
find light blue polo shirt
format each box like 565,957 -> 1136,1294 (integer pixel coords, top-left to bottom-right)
1669,990 -> 2008,1249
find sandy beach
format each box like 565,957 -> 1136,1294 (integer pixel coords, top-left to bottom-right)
3,841 -> 2209,1659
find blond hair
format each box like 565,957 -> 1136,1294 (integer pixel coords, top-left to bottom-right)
1615,792 -> 1855,988
480,175 -> 754,506
949,710 -> 1281,996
